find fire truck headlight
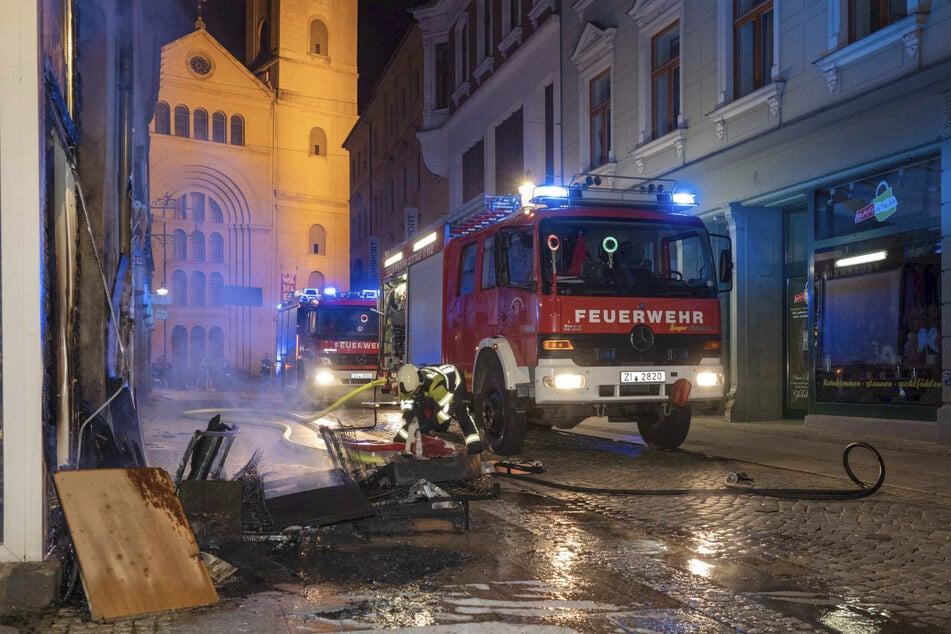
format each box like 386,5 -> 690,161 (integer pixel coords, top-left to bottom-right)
543,374 -> 585,390
696,372 -> 720,387
315,370 -> 335,385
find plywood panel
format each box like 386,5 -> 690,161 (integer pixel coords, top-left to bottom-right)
53,468 -> 218,621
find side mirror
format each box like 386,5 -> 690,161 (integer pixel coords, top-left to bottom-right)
719,248 -> 734,284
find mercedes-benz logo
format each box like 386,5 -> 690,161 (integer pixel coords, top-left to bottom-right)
629,325 -> 655,352
357,355 -> 367,365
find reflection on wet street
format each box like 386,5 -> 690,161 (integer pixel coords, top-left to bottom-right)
21,386 -> 949,633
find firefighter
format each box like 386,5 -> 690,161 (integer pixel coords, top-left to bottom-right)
394,363 -> 484,455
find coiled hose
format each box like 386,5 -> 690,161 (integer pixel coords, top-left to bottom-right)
495,442 -> 885,500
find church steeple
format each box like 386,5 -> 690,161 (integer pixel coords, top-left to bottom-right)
195,0 -> 207,30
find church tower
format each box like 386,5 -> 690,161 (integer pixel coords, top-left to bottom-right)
246,0 -> 358,293
147,0 -> 357,377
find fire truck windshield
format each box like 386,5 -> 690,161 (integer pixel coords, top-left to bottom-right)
539,218 -> 718,298
304,306 -> 378,337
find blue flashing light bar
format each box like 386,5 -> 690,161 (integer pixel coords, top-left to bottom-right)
672,192 -> 697,206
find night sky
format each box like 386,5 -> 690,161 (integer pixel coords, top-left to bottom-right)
357,1 -> 420,109
193,0 -> 421,111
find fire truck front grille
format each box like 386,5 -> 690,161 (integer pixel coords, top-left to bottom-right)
331,354 -> 376,366
544,334 -> 709,366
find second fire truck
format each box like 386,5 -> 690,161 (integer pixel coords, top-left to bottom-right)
275,289 -> 380,404
380,175 -> 733,455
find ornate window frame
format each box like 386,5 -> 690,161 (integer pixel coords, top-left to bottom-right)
570,23 -> 616,173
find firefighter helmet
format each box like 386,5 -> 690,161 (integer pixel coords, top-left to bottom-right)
397,364 -> 421,393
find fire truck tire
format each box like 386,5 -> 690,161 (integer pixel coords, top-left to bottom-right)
475,365 -> 527,455
636,405 -> 691,449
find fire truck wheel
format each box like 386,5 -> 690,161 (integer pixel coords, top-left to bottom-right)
636,405 -> 691,449
476,368 -> 527,455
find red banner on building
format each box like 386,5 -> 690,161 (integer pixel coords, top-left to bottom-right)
281,273 -> 296,302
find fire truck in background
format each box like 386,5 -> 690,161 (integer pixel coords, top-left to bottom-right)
276,288 -> 381,403
380,175 -> 733,455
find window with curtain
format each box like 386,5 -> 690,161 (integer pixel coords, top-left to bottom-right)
734,0 -> 773,98
589,70 -> 611,168
652,22 -> 680,139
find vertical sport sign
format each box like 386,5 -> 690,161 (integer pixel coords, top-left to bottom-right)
368,235 -> 380,286
405,207 -> 418,240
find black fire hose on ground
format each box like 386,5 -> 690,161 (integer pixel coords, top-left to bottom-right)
493,442 -> 885,501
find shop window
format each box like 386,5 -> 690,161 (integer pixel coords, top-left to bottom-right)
154,101 -> 170,134
814,229 -> 941,407
815,158 -> 940,241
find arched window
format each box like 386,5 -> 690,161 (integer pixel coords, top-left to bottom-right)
191,271 -> 206,307
209,273 -> 224,306
209,326 -> 225,361
190,326 -> 207,366
210,233 -> 224,263
310,20 -> 329,55
212,111 -> 226,142
258,19 -> 270,58
171,270 -> 187,306
176,194 -> 187,220
172,229 -> 187,260
209,199 -> 224,223
308,224 -> 327,255
230,115 -> 244,146
171,325 -> 188,367
190,192 -> 205,222
193,231 -> 206,262
309,127 -> 327,156
307,271 -> 325,291
154,102 -> 170,134
193,108 -> 208,140
174,105 -> 190,137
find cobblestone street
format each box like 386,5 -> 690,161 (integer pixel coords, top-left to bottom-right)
9,385 -> 950,633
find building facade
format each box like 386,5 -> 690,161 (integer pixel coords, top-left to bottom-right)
0,0 -> 185,598
396,0 -> 951,442
412,0 -> 562,221
149,1 -> 358,380
345,23 -> 449,293
557,0 -> 950,441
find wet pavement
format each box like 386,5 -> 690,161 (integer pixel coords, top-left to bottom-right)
6,379 -> 951,633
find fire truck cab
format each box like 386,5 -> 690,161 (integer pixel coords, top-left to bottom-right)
275,289 -> 381,404
380,175 -> 733,454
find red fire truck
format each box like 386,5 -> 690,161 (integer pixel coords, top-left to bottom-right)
380,175 -> 733,454
275,289 -> 381,403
